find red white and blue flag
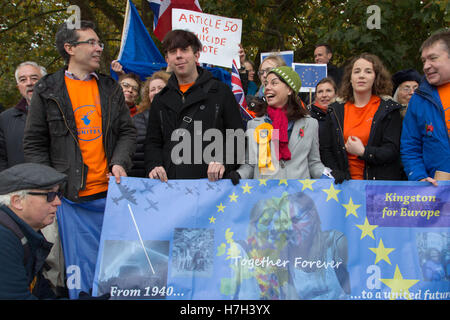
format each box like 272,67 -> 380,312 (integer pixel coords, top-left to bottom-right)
231,59 -> 254,122
147,0 -> 202,41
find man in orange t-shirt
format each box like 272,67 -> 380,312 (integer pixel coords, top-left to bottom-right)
400,30 -> 450,186
23,21 -> 136,297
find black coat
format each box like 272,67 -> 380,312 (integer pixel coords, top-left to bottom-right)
320,98 -> 405,180
144,67 -> 244,179
129,109 -> 149,177
307,103 -> 328,151
0,98 -> 27,171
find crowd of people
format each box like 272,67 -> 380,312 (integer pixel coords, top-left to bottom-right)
0,19 -> 448,299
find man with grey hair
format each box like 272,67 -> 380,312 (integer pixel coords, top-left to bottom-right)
0,163 -> 66,299
401,29 -> 450,186
0,61 -> 46,170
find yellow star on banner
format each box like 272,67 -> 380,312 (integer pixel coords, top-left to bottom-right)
209,216 -> 216,224
216,203 -> 226,212
380,265 -> 419,300
298,179 -> 316,191
342,197 -> 360,218
355,217 -> 378,240
228,192 -> 238,202
278,179 -> 288,186
258,179 -> 268,186
322,183 -> 341,202
241,183 -> 253,194
369,239 -> 395,265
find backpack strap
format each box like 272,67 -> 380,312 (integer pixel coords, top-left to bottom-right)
0,209 -> 31,267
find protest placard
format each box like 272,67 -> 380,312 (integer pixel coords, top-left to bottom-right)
172,9 -> 242,68
260,50 -> 294,67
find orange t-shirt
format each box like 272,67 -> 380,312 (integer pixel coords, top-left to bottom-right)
65,76 -> 108,197
437,82 -> 450,137
343,95 -> 381,180
179,82 -> 195,93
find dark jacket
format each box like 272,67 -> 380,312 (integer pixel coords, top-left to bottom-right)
144,67 -> 244,179
129,109 -> 149,178
23,68 -> 137,202
307,103 -> 328,149
0,98 -> 28,171
0,205 -> 54,300
320,97 -> 405,180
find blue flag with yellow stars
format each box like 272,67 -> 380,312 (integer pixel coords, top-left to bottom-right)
293,63 -> 327,93
90,178 -> 450,300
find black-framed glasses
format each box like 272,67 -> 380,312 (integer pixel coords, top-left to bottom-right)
27,191 -> 63,202
71,39 -> 104,49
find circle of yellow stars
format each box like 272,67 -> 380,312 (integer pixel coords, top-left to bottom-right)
209,179 -> 420,300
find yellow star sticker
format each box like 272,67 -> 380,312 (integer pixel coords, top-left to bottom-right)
380,265 -> 419,300
241,183 -> 253,194
216,203 -> 226,212
322,183 -> 341,202
342,197 -> 360,218
278,179 -> 288,186
258,179 -> 268,186
209,216 -> 216,224
298,179 -> 316,191
228,192 -> 238,202
369,239 -> 395,265
355,217 -> 378,240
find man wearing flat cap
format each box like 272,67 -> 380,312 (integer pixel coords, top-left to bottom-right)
0,163 -> 66,299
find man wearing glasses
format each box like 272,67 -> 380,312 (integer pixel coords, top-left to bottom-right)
23,20 -> 136,297
0,163 -> 66,299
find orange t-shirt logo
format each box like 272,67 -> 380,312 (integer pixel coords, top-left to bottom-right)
65,76 -> 108,197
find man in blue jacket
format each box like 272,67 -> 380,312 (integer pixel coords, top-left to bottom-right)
400,30 -> 450,186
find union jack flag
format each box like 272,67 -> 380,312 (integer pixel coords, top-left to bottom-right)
147,0 -> 202,41
231,59 -> 254,123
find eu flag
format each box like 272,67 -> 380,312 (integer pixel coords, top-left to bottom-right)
293,63 -> 327,92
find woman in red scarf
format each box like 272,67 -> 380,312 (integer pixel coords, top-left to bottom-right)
233,66 -> 326,182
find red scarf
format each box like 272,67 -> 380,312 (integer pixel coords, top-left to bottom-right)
267,106 -> 291,161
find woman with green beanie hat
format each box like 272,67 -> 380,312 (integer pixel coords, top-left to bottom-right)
229,66 -> 326,183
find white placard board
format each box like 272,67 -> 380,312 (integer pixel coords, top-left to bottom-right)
172,9 -> 242,69
260,50 -> 294,67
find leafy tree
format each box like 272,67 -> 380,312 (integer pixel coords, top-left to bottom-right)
0,0 -> 448,107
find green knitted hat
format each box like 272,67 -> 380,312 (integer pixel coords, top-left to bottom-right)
269,66 -> 302,94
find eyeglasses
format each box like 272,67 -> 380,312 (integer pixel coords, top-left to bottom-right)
71,39 -> 104,49
400,86 -> 418,93
120,82 -> 139,93
258,68 -> 273,76
27,191 -> 62,202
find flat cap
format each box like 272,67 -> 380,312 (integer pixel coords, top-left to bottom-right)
0,163 -> 67,195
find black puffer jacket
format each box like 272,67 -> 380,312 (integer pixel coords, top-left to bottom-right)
144,67 -> 244,179
320,97 -> 405,180
23,68 -> 136,201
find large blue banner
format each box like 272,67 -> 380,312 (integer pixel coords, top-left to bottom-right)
88,178 -> 449,300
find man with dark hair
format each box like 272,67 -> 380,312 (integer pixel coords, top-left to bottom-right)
23,20 -> 136,296
314,43 -> 343,88
401,29 -> 450,186
144,29 -> 244,181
